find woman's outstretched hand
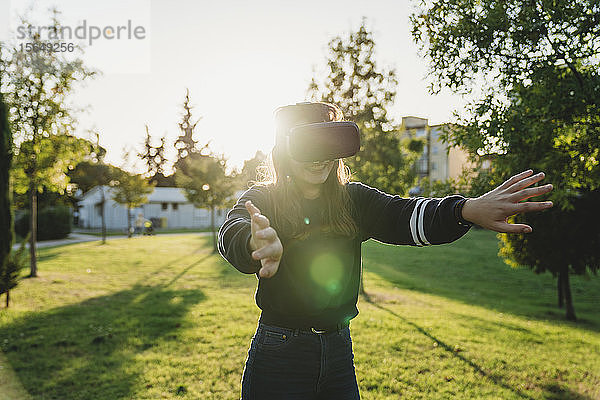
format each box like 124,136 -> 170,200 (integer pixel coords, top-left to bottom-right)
461,170 -> 554,233
245,200 -> 283,278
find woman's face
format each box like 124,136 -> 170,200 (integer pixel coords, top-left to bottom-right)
289,159 -> 336,186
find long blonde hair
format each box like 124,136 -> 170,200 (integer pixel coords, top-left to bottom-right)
253,102 -> 359,241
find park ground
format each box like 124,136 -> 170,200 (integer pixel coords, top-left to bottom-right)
0,230 -> 598,399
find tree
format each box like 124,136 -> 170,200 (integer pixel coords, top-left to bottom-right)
412,0 -> 600,320
308,19 -> 422,196
176,153 -> 235,253
173,89 -> 209,176
70,160 -> 117,244
148,171 -> 176,188
68,161 -> 120,195
0,91 -> 17,306
111,169 -> 155,238
237,150 -> 267,189
410,0 -> 600,100
10,133 -> 91,254
1,233 -> 29,308
11,134 -> 94,195
68,134 -> 121,243
500,189 -> 600,321
0,16 -> 95,277
492,68 -> 599,321
138,125 -> 173,187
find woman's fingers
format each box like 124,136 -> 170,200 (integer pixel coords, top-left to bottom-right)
251,213 -> 270,230
514,200 -> 553,213
246,200 -> 269,229
491,221 -> 533,234
497,169 -> 533,191
245,200 -> 261,216
244,200 -> 283,278
255,227 -> 277,241
254,238 -> 283,278
506,171 -> 546,193
511,184 -> 553,202
259,259 -> 280,278
467,169 -> 554,235
490,200 -> 552,233
246,200 -> 266,229
246,200 -> 271,252
252,242 -> 282,261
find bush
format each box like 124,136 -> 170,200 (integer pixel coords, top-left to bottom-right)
15,206 -> 72,240
418,177 -> 460,198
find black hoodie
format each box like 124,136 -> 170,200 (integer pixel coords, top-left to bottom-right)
217,182 -> 470,329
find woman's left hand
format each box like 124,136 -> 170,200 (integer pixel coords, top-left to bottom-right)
461,169 -> 554,233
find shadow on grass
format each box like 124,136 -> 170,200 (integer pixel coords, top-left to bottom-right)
214,256 -> 257,289
366,299 -> 594,400
132,234 -> 215,287
541,383 -> 595,400
163,254 -> 213,288
1,284 -> 205,399
36,252 -> 60,263
134,253 -> 209,287
362,231 -> 600,333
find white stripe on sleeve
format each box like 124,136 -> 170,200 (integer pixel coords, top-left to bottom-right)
410,198 -> 427,246
417,199 -> 431,246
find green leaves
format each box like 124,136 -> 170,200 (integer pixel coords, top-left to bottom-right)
308,20 -> 420,195
412,0 -> 600,319
175,153 -> 234,210
412,0 -> 600,94
11,134 -> 91,195
111,169 -> 155,209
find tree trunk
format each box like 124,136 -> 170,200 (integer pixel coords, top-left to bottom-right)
359,275 -> 365,295
100,188 -> 106,244
560,268 -> 577,321
28,183 -> 37,277
426,127 -> 431,191
557,274 -> 564,308
127,206 -> 132,238
210,205 -> 217,253
359,259 -> 368,298
0,92 -> 13,305
5,290 -> 9,308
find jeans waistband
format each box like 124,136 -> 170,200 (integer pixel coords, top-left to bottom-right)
258,316 -> 349,335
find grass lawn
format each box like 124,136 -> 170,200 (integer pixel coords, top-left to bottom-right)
0,230 -> 598,399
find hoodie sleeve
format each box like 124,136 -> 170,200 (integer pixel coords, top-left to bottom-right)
217,185 -> 270,274
347,182 -> 470,246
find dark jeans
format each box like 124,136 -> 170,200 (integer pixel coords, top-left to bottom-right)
241,323 -> 360,400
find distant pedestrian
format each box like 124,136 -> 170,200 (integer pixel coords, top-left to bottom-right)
134,213 -> 145,235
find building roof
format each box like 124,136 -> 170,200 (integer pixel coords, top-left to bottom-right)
78,185 -> 246,207
79,185 -> 190,203
146,187 -> 189,202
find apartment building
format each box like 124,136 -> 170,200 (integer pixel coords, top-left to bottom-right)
398,116 -> 472,183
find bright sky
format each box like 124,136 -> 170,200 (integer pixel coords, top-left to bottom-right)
4,0 -> 469,173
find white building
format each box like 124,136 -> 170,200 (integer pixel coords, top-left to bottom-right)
77,186 -> 241,230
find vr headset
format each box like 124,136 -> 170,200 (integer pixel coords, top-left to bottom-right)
274,103 -> 361,163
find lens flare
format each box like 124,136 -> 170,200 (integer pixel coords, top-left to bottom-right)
309,253 -> 344,295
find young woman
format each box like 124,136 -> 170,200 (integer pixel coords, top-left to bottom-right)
217,102 -> 553,400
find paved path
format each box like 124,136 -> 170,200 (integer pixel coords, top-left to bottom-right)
11,231 -> 212,250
